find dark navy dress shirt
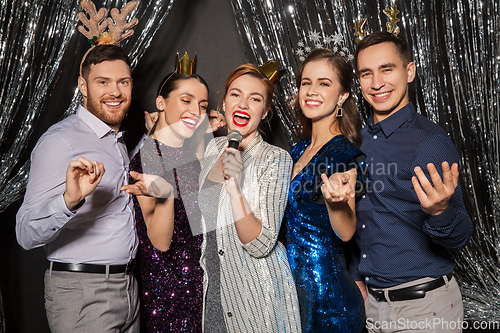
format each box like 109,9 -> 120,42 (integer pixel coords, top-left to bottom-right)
352,102 -> 473,288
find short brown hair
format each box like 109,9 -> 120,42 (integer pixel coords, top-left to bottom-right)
354,31 -> 412,73
81,45 -> 131,81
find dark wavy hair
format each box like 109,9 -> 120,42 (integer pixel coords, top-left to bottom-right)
293,48 -> 362,147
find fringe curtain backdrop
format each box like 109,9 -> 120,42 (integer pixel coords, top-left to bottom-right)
0,0 -> 176,325
0,0 -> 176,213
231,0 -> 500,321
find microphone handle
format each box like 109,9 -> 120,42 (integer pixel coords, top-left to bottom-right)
228,140 -> 239,150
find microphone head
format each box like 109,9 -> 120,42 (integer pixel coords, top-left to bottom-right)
227,129 -> 243,149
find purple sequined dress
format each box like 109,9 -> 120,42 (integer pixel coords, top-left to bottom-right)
130,137 -> 203,333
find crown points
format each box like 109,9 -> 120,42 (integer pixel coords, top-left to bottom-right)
175,52 -> 197,75
259,60 -> 285,84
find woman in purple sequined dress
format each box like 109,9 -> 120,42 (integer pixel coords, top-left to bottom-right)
123,56 -> 224,332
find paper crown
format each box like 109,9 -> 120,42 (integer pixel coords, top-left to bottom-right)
77,0 -> 138,46
355,4 -> 401,43
175,52 -> 197,75
259,60 -> 285,84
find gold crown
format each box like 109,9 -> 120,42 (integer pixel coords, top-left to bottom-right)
175,52 -> 197,75
259,60 -> 285,84
354,4 -> 401,43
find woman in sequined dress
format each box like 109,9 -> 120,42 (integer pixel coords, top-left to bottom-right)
285,49 -> 366,332
198,64 -> 301,332
122,66 -> 224,332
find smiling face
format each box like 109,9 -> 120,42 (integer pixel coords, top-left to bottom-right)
223,74 -> 268,149
78,60 -> 132,132
357,42 -> 415,123
298,59 -> 348,126
155,78 -> 208,145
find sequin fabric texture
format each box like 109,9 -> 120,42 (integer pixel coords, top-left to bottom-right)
130,137 -> 203,332
286,135 -> 366,333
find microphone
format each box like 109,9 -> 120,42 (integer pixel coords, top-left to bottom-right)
227,129 -> 243,150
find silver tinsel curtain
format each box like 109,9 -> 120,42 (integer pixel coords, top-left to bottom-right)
231,0 -> 499,322
0,0 -> 175,213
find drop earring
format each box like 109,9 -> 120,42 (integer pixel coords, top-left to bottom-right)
336,103 -> 343,117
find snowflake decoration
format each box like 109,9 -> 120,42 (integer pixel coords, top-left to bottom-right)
308,30 -> 321,43
331,33 -> 343,45
294,31 -> 353,63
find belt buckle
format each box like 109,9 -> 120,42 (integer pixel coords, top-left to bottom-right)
371,289 -> 386,302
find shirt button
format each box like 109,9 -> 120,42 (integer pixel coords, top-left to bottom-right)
365,277 -> 370,282
362,254 -> 367,258
362,224 -> 366,229
362,195 -> 366,199
227,312 -> 233,318
373,135 -> 378,139
218,249 -> 224,256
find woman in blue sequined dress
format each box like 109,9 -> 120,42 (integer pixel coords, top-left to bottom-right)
285,49 -> 366,332
122,56 -> 225,332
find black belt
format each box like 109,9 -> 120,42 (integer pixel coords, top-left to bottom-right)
368,272 -> 453,302
49,259 -> 135,274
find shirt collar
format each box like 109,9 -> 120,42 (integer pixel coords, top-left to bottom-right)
77,105 -> 123,139
367,102 -> 415,137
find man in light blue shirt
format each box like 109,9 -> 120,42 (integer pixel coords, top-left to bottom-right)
16,45 -> 139,332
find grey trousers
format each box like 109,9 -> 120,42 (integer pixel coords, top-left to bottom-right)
44,269 -> 140,333
365,276 -> 464,333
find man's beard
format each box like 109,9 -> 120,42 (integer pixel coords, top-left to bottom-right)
86,94 -> 130,130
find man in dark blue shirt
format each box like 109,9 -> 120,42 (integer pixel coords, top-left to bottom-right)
352,31 -> 473,332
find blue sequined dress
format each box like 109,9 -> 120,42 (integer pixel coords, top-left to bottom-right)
130,137 -> 203,332
286,135 -> 366,333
